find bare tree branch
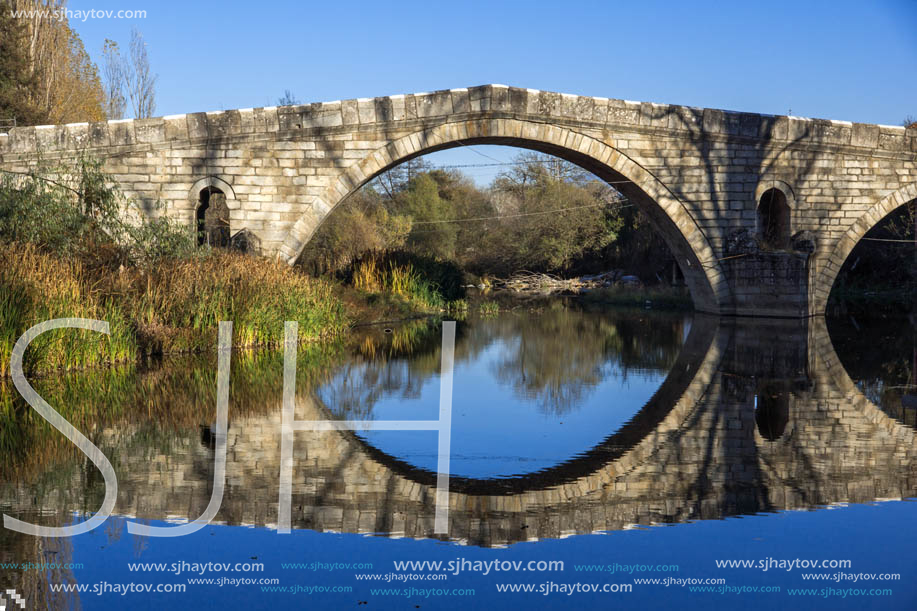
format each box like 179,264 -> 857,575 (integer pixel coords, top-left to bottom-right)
123,28 -> 156,118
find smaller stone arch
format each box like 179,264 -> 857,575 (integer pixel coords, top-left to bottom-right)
753,179 -> 796,210
754,180 -> 795,250
189,176 -> 236,247
188,175 -> 236,203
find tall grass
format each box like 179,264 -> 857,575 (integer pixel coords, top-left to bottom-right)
0,243 -> 136,374
347,250 -> 465,311
117,252 -> 348,354
0,157 -> 350,375
0,243 -> 348,375
0,341 -> 345,481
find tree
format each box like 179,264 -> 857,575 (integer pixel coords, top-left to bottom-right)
101,29 -> 158,120
0,9 -> 42,125
101,40 -> 126,120
2,1 -> 105,125
124,28 -> 156,119
488,152 -> 620,274
46,29 -> 105,124
398,173 -> 457,260
277,90 -> 299,106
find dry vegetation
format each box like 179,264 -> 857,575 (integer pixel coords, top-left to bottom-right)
0,242 -> 347,376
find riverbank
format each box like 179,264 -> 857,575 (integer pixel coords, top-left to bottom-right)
0,242 -> 348,376
0,242 -> 693,377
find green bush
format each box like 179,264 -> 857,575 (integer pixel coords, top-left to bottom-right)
0,155 -> 197,265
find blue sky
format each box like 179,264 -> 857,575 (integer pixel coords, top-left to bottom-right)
68,0 -> 917,183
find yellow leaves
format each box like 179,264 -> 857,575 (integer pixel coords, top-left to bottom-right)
10,0 -> 106,125
47,31 -> 106,124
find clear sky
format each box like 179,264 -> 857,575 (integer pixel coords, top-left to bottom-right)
67,0 -> 917,183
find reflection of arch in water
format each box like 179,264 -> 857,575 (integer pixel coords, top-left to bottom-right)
314,314 -> 725,496
754,380 -> 793,441
812,316 -> 917,443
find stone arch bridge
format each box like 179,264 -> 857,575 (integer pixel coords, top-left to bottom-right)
1,85 -> 915,316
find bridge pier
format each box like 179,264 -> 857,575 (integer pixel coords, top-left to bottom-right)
718,250 -> 813,317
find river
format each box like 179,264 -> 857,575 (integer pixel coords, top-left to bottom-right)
1,300 -> 915,609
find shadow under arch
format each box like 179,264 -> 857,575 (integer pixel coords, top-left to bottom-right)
309,314 -> 725,497
813,181 -> 917,314
278,119 -> 732,314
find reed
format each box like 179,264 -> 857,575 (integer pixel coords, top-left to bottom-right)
347,250 -> 465,312
0,243 -> 349,375
0,243 -> 137,374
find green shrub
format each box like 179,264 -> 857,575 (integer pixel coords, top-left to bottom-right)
0,155 -> 197,265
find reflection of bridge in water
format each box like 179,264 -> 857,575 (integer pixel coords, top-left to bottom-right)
3,318 -> 916,548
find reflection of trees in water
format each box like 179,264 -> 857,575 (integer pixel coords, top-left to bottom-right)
0,530 -> 78,610
0,343 -> 345,481
323,307 -> 687,418
318,359 -> 428,420
488,308 -> 685,414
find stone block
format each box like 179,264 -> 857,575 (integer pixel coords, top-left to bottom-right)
186,113 -> 208,139
852,123 -> 879,148
357,98 -> 376,124
109,120 -> 135,146
607,99 -> 640,125
35,125 -> 65,150
302,103 -> 343,129
451,88 -> 470,114
254,107 -> 279,132
134,118 -> 165,144
507,87 -> 528,113
415,90 -> 453,118
88,122 -> 110,147
341,100 -> 359,125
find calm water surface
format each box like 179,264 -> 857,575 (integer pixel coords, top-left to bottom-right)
1,301 -> 915,609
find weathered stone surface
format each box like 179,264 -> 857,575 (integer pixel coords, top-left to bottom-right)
1,85 -> 915,317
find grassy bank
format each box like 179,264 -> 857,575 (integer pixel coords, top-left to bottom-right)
0,242 -> 348,375
335,250 -> 467,323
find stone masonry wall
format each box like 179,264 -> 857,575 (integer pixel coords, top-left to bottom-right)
0,85 -> 915,315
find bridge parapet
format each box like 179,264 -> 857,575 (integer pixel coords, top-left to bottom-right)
2,86 -> 915,156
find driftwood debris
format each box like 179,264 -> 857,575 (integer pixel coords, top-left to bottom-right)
492,270 -> 640,294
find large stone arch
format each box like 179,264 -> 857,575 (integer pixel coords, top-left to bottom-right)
277,118 -> 732,314
813,181 -> 917,313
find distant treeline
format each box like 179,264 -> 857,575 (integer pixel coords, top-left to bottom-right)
1,1 -> 156,126
299,152 -> 681,283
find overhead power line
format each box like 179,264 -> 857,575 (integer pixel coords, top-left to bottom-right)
409,198 -> 631,226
